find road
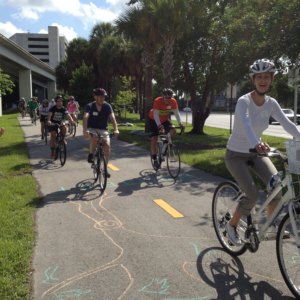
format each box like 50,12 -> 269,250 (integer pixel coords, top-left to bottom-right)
19,116 -> 295,299
180,112 -> 298,139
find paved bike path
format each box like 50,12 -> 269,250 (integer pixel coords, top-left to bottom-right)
18,117 -> 294,299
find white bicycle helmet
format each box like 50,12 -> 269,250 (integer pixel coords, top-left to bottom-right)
249,58 -> 276,78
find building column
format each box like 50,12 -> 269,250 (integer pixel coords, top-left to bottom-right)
19,69 -> 32,101
47,80 -> 56,100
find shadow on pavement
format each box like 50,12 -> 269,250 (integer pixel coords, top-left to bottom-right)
115,168 -> 176,196
37,179 -> 104,207
196,247 -> 294,299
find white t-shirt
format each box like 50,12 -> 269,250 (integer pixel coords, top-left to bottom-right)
227,92 -> 300,153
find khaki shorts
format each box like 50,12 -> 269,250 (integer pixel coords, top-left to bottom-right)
88,128 -> 110,143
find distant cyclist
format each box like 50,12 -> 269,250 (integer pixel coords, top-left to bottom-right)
225,58 -> 300,246
149,88 -> 184,168
28,97 -> 39,123
18,97 -> 27,117
67,95 -> 80,126
83,88 -> 119,177
39,99 -> 49,140
47,95 -> 75,159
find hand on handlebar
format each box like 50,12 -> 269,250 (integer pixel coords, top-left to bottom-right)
255,142 -> 270,154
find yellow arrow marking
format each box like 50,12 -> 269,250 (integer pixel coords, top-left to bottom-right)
153,199 -> 184,218
108,163 -> 119,171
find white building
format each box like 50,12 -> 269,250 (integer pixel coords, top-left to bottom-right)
10,26 -> 67,69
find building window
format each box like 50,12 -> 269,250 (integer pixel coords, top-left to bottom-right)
28,37 -> 48,42
30,52 -> 49,55
28,45 -> 49,49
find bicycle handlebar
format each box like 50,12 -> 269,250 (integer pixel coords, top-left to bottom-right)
249,148 -> 286,159
159,125 -> 184,135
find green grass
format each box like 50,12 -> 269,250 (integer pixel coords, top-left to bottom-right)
0,113 -> 39,299
116,113 -> 288,180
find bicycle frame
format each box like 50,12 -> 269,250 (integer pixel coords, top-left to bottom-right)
237,160 -> 300,247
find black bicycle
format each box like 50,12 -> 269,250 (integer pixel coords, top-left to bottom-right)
53,124 -> 67,166
89,131 -> 112,193
150,126 -> 184,179
43,124 -> 48,145
67,121 -> 77,138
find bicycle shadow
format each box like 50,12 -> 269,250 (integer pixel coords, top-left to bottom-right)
196,247 -> 294,299
115,169 -> 176,196
37,179 -> 104,207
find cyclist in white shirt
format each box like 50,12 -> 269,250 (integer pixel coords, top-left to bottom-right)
225,58 -> 300,245
39,99 -> 49,140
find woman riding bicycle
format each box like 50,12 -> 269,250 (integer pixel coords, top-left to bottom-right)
225,58 -> 300,246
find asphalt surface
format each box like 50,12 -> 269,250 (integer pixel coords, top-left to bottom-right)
18,116 -> 296,299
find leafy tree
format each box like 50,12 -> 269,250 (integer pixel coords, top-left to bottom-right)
0,68 -> 15,96
55,61 -> 69,93
69,63 -> 95,107
116,4 -> 160,131
114,76 -> 136,118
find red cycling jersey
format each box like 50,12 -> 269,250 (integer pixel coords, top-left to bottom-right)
149,96 -> 178,123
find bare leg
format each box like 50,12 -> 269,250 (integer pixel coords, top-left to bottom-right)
151,136 -> 158,155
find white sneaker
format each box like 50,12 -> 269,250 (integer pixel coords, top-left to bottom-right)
225,222 -> 242,246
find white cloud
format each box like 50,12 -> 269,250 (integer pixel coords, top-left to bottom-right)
37,24 -> 77,41
0,21 -> 25,38
51,23 -> 78,41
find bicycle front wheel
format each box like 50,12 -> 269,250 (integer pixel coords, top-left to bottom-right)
166,144 -> 181,178
212,181 -> 247,256
71,124 -> 76,137
98,153 -> 107,193
276,209 -> 300,299
59,141 -> 66,166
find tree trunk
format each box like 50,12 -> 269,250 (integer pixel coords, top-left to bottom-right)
162,36 -> 174,88
141,44 -> 155,132
144,67 -> 153,132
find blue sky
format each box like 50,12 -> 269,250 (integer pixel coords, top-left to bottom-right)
0,0 -> 128,41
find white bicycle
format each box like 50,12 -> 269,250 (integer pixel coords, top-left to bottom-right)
212,142 -> 300,298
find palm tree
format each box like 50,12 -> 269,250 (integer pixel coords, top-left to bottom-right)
116,5 -> 159,130
146,0 -> 188,87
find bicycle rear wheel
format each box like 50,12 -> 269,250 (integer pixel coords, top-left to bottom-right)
98,154 -> 107,193
212,181 -> 247,256
59,141 -> 66,166
166,144 -> 180,178
276,209 -> 300,299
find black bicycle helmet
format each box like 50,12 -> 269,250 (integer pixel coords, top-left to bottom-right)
55,95 -> 63,101
162,88 -> 174,97
249,59 -> 276,78
93,88 -> 107,96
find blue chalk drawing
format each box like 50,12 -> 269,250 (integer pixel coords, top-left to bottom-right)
54,288 -> 91,300
43,266 -> 59,284
139,278 -> 170,295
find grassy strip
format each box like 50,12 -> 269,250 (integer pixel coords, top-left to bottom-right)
0,113 -> 39,299
116,113 -> 288,180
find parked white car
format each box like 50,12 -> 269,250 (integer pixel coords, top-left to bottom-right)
269,108 -> 300,124
183,107 -> 192,112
